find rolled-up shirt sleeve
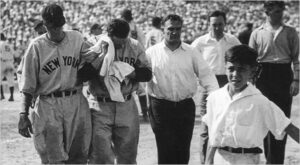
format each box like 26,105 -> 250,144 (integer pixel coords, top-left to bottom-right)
263,100 -> 291,140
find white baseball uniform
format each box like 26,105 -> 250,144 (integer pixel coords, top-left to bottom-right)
0,40 -> 15,87
19,30 -> 92,163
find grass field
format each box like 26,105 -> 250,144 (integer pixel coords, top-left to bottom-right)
0,85 -> 299,164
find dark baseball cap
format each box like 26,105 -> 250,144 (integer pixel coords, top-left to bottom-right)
42,4 -> 66,27
120,9 -> 133,21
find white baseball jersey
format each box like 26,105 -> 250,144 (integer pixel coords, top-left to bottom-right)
19,30 -> 91,95
0,40 -> 15,86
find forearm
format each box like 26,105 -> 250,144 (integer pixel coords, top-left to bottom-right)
200,73 -> 219,93
292,62 -> 299,80
285,123 -> 300,143
20,92 -> 33,115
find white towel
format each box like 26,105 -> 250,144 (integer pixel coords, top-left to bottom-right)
89,35 -> 134,102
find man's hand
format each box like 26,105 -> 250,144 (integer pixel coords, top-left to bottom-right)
18,114 -> 33,138
290,80 -> 299,96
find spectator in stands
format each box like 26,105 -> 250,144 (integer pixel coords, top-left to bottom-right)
145,16 -> 163,48
120,9 -> 145,46
87,23 -> 103,45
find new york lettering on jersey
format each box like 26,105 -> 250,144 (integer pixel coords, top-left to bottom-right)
42,56 -> 80,75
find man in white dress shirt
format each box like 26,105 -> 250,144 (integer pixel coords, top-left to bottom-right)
146,14 -> 218,164
191,10 -> 240,164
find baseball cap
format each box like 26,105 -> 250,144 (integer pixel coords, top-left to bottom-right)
42,4 -> 66,27
120,9 -> 133,21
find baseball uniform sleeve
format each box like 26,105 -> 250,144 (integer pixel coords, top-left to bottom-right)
19,42 -> 39,95
134,42 -> 152,82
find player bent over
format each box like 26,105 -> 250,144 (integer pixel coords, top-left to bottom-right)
17,4 -> 98,164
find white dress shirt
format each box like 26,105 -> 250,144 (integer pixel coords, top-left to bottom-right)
203,83 -> 291,148
146,41 -> 219,102
191,32 -> 241,75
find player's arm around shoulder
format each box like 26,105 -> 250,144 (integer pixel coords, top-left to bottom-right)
128,39 -> 152,82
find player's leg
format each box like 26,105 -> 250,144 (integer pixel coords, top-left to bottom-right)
0,68 -> 4,99
64,93 -> 92,164
89,102 -> 115,164
32,97 -> 68,164
0,85 -> 4,100
6,69 -> 15,101
114,97 -> 139,164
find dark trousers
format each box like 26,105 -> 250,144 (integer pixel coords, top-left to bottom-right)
199,75 -> 228,164
256,63 -> 293,164
149,97 -> 196,164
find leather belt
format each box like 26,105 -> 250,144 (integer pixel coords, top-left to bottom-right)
97,94 -> 132,103
219,146 -> 262,154
47,90 -> 77,98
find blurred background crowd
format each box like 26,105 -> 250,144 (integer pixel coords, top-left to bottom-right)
1,0 -> 299,65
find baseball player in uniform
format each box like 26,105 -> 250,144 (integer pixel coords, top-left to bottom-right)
87,19 -> 152,164
17,4 -> 97,164
0,33 -> 15,101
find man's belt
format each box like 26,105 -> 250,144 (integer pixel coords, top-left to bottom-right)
97,94 -> 132,103
46,90 -> 77,98
219,146 -> 263,154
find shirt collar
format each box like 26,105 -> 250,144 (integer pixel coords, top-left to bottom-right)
162,40 -> 187,51
222,83 -> 261,101
205,31 -> 227,43
259,22 -> 285,30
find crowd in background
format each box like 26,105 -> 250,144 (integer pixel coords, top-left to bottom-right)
1,0 -> 299,64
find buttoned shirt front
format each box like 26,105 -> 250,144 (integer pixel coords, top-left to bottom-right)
249,23 -> 299,77
146,41 -> 219,102
203,84 -> 291,148
191,32 -> 241,75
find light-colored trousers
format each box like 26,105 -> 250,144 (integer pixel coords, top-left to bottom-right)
32,93 -> 92,164
89,96 -> 140,164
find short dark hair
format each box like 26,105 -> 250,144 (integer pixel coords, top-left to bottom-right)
90,23 -> 102,33
264,1 -> 285,12
152,17 -> 162,28
162,14 -> 183,26
120,9 -> 133,22
106,19 -> 130,38
209,10 -> 226,23
246,23 -> 253,29
225,45 -> 258,66
42,3 -> 66,28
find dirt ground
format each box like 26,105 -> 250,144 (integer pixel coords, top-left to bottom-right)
1,85 -> 299,165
